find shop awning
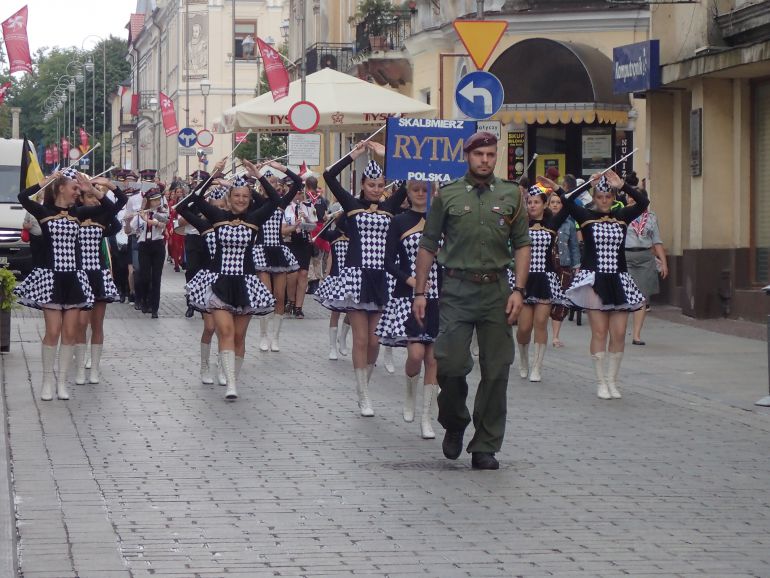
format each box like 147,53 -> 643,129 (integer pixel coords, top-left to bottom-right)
488,38 -> 630,125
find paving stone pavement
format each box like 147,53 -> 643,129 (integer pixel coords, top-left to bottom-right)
2,265 -> 770,577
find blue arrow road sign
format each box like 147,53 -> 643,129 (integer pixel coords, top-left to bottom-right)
455,71 -> 504,120
178,127 -> 198,148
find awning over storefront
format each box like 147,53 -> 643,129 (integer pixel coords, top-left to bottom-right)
488,38 -> 630,125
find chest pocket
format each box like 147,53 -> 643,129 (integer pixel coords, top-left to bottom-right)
448,205 -> 472,217
490,205 -> 514,226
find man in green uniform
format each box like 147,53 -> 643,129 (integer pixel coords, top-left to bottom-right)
413,131 -> 531,470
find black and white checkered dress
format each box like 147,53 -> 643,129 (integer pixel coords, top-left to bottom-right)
375,211 -> 440,347
79,221 -> 120,302
315,231 -> 349,310
322,157 -> 408,312
13,185 -> 119,311
253,207 -> 298,273
186,220 -> 275,315
524,223 -> 567,306
560,186 -> 647,312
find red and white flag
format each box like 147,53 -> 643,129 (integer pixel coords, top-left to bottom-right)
0,82 -> 11,105
2,6 -> 32,74
159,91 -> 178,136
257,37 -> 290,101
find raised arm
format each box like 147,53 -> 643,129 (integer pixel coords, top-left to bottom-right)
246,194 -> 278,226
322,154 -> 358,213
547,198 -> 571,231
257,175 -> 282,206
177,202 -> 211,234
17,183 -> 46,220
105,216 -> 122,237
614,183 -> 650,224
278,167 -> 303,208
381,180 -> 408,215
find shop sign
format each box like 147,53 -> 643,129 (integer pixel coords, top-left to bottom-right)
582,127 -> 613,175
613,40 -> 661,94
615,130 -> 634,180
507,130 -> 526,181
385,117 -> 477,182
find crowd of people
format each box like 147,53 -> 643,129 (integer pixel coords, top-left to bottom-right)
15,129 -> 667,470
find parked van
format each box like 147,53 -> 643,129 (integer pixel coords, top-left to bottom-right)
0,138 -> 34,277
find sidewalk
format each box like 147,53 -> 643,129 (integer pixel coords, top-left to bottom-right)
1,267 -> 769,577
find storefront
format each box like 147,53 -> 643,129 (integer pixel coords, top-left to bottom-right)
488,38 -> 632,183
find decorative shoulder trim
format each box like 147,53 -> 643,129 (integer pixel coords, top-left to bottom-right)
213,220 -> 259,232
40,213 -> 79,225
400,219 -> 425,241
79,219 -> 106,230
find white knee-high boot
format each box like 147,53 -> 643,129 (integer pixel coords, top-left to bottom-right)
354,368 -> 374,416
84,328 -> 92,369
235,356 -> 244,380
328,327 -> 339,360
56,344 -> 73,400
74,343 -> 87,385
217,352 -> 227,386
606,352 -> 623,399
403,374 -> 419,422
420,383 -> 438,439
40,344 -> 57,401
200,342 -> 214,384
220,350 -> 237,399
529,343 -> 546,382
270,315 -> 283,352
366,363 -> 375,383
259,313 -> 271,352
383,346 -> 395,374
517,343 -> 529,378
592,352 -> 610,400
338,322 -> 350,356
89,344 -> 103,384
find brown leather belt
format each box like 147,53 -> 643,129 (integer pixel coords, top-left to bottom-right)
445,268 -> 502,284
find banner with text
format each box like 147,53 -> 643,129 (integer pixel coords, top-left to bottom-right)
385,118 -> 477,182
2,6 -> 32,74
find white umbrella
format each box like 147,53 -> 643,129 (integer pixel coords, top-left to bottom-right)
214,68 -> 436,133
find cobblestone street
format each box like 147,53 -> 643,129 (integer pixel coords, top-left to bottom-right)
2,268 -> 769,577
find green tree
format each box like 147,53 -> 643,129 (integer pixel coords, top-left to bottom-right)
7,37 -> 130,173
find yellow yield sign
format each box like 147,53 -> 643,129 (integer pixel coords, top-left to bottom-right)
453,20 -> 508,70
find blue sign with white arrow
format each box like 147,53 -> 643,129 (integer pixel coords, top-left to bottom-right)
455,71 -> 504,120
178,127 -> 198,148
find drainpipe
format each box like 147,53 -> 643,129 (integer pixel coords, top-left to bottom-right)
476,0 -> 484,19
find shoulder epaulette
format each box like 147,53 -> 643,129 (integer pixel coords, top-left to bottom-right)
440,178 -> 459,189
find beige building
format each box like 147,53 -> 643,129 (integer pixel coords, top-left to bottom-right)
112,0 -> 288,180
288,1 -> 648,183
646,0 -> 770,320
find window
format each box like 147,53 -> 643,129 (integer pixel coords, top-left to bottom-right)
234,21 -> 257,60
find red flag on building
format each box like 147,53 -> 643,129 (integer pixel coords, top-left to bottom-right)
159,92 -> 178,136
2,6 -> 33,74
44,145 -> 53,165
61,137 -> 71,160
130,93 -> 140,116
0,82 -> 11,105
78,127 -> 90,154
256,37 -> 290,101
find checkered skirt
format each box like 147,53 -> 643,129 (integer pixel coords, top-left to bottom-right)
321,267 -> 388,312
85,269 -> 121,302
525,271 -> 568,306
566,269 -> 644,311
253,244 -> 299,273
186,271 -> 275,315
375,296 -> 439,347
14,268 -> 94,310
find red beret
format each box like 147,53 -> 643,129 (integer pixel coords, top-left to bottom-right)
463,131 -> 498,153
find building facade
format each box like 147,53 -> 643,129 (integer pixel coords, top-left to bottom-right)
112,0 -> 287,180
645,0 -> 770,320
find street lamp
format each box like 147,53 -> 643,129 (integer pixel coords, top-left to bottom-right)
148,96 -> 159,112
200,79 -> 211,129
82,35 -> 106,173
281,20 -> 289,43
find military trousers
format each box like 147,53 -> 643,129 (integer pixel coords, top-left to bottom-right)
433,274 -> 514,454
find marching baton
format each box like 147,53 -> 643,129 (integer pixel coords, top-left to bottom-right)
311,208 -> 344,242
90,165 -> 115,180
325,124 -> 387,172
567,148 -> 639,198
174,129 -> 253,209
40,143 -> 102,189
524,152 -> 538,174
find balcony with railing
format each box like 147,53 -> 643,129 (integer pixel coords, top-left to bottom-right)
350,8 -> 414,88
305,43 -> 355,75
